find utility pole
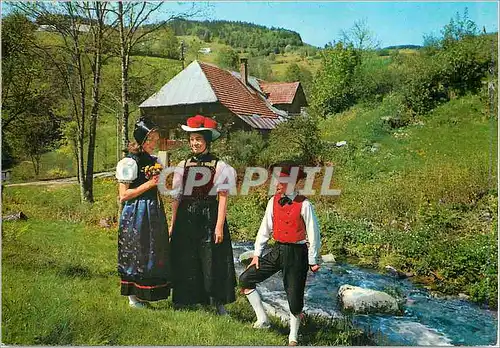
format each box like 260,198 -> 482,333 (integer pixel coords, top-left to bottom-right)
180,40 -> 185,69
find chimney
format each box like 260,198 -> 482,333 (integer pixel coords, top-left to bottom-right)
240,57 -> 248,86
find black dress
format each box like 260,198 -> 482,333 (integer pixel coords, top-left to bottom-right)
170,153 -> 237,306
117,152 -> 171,301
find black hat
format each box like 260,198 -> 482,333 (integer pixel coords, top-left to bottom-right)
133,118 -> 158,145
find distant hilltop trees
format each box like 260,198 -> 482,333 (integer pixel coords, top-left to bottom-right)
383,44 -> 422,50
152,18 -> 305,56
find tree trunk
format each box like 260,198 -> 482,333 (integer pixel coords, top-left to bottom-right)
75,42 -> 88,202
73,137 -> 80,183
85,2 -> 105,203
30,155 -> 40,176
118,2 -> 129,158
121,56 -> 130,157
77,135 -> 86,201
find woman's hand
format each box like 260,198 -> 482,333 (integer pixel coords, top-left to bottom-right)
168,225 -> 173,241
214,225 -> 224,244
147,175 -> 159,188
247,256 -> 260,269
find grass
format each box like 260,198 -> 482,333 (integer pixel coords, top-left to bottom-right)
314,93 -> 498,307
2,180 -> 374,346
2,219 -> 283,345
270,52 -> 322,78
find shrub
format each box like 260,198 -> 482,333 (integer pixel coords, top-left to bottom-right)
399,54 -> 449,115
310,43 -> 361,116
226,130 -> 266,169
259,115 -> 324,166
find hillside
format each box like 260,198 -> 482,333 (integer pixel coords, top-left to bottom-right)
161,18 -> 306,55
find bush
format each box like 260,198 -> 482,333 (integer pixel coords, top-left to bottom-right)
399,54 -> 449,115
215,47 -> 239,70
353,53 -> 398,103
310,43 -> 361,116
47,168 -> 70,178
259,115 -> 324,166
226,130 -> 266,168
439,35 -> 494,96
399,33 -> 495,116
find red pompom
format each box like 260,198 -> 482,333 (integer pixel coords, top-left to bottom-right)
186,115 -> 218,130
203,117 -> 217,129
187,115 -> 205,128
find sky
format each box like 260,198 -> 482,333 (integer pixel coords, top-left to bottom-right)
159,1 -> 498,48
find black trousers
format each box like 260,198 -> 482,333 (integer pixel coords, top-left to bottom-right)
239,242 -> 308,315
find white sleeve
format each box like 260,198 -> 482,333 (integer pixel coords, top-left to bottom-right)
172,160 -> 185,201
115,158 -> 138,183
213,160 -> 237,193
254,197 -> 274,257
301,200 -> 321,265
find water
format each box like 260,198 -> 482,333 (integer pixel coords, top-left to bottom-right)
232,242 -> 498,346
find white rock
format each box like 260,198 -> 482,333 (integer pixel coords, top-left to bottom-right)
321,254 -> 336,263
458,293 -> 470,301
385,265 -> 399,277
336,140 -> 347,147
338,284 -> 400,315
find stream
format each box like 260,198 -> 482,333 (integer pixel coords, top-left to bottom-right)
232,242 -> 498,346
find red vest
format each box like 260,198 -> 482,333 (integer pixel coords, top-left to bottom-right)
272,194 -> 307,243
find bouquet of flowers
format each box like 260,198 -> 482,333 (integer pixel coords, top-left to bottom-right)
144,163 -> 163,179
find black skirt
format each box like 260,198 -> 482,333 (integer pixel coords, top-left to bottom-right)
170,198 -> 236,305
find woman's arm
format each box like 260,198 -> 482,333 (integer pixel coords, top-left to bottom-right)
214,191 -> 228,244
118,176 -> 158,203
169,160 -> 185,236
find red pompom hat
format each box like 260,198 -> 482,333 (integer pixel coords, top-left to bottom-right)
181,115 -> 221,141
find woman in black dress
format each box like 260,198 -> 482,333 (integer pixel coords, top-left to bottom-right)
115,118 -> 170,308
169,115 -> 237,314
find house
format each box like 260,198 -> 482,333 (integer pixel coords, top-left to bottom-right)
37,23 -> 91,33
198,47 -> 212,54
139,58 -> 308,154
259,81 -> 308,116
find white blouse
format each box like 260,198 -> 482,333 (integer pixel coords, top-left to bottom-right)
115,157 -> 138,184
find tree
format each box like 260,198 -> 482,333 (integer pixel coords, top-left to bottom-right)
111,2 -> 204,156
260,115 -> 324,166
187,39 -> 202,61
16,113 -> 63,176
216,47 -> 239,70
202,29 -> 211,43
1,12 -> 49,131
1,11 -> 61,172
441,7 -> 478,48
340,18 -> 380,52
14,2 -> 113,202
248,56 -> 273,80
284,63 -> 312,96
284,63 -> 302,82
227,130 -> 266,167
310,42 -> 361,116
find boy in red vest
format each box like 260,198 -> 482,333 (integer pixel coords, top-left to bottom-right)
239,164 -> 321,346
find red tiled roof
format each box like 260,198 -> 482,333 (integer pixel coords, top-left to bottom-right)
259,82 -> 300,105
198,62 -> 278,118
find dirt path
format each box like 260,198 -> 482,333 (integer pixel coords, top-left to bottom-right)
4,172 -> 114,187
